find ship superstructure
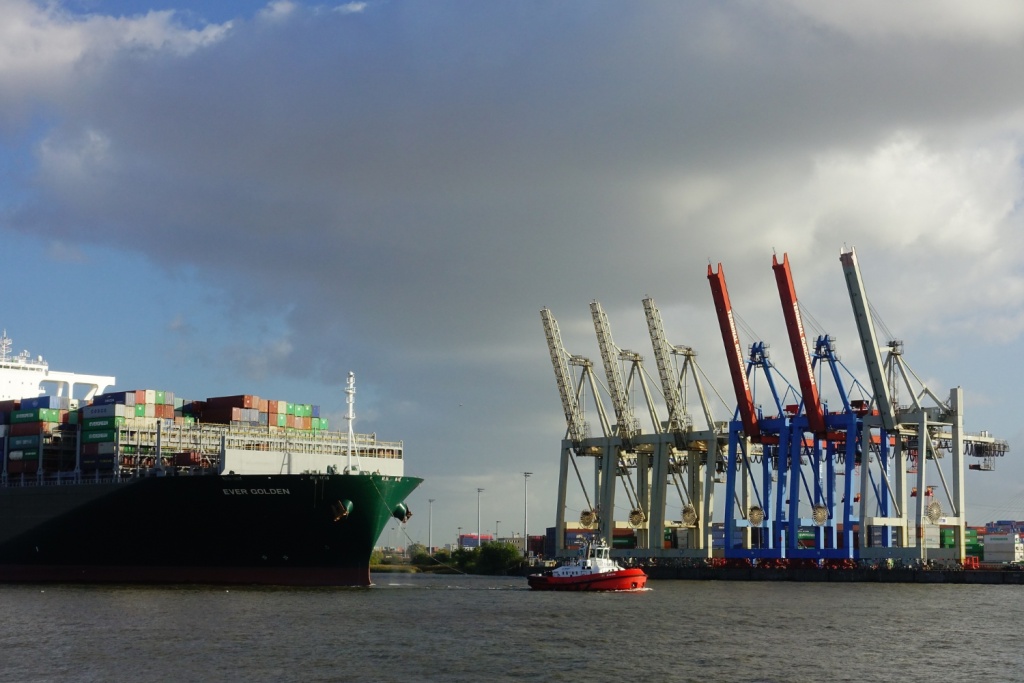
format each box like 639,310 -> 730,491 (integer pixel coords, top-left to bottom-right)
0,331 -> 114,405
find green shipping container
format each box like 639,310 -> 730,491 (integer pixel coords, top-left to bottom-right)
135,404 -> 146,417
8,435 -> 40,449
82,430 -> 116,444
155,390 -> 166,405
8,449 -> 40,460
272,413 -> 287,428
11,408 -> 60,423
83,416 -> 125,430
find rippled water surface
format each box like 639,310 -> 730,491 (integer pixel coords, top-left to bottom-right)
2,573 -> 1022,682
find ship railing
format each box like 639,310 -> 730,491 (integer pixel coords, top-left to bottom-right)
110,421 -> 404,460
1,471 -> 122,488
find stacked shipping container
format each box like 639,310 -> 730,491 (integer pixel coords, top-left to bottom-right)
2,389 -> 329,477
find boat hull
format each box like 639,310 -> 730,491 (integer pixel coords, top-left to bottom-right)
527,567 -> 647,591
0,472 -> 421,586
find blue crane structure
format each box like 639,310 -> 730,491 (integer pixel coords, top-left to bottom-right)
708,261 -> 799,560
541,248 -> 1008,567
710,254 -> 870,562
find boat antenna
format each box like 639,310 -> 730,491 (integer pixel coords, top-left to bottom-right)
0,330 -> 10,363
345,371 -> 360,473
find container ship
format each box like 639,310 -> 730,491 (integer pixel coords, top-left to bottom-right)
0,330 -> 421,586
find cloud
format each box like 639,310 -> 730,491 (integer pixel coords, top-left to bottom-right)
0,0 -> 230,118
3,1 -> 1024,530
258,1 -> 296,22
777,0 -> 1024,44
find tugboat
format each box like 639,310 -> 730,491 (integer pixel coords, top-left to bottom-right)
527,539 -> 647,591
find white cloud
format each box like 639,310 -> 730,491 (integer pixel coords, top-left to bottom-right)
37,128 -> 112,183
0,0 -> 230,92
779,0 -> 1024,44
335,3 -> 367,14
258,1 -> 297,22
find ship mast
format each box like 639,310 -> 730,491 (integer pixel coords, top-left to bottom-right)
345,371 -> 360,473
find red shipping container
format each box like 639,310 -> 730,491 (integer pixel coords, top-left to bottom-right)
9,421 -> 51,437
207,395 -> 255,409
202,406 -> 241,424
6,459 -> 39,475
173,451 -> 203,466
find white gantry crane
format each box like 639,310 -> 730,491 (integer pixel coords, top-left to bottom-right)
541,307 -> 610,554
840,247 -> 1007,562
643,296 -> 725,558
589,300 -> 658,549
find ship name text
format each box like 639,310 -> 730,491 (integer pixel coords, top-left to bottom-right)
222,488 -> 291,495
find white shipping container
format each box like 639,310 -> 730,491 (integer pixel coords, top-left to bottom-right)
984,533 -> 1021,545
82,404 -> 126,419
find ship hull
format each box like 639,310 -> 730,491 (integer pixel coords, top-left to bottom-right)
527,567 -> 647,591
0,472 -> 421,586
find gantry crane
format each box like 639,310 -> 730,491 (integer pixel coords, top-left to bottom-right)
772,253 -> 859,559
708,263 -> 801,558
642,296 -> 724,557
840,247 -> 1008,562
590,300 -> 658,550
540,307 -> 609,555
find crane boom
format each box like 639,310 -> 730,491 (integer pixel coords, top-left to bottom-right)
772,253 -> 826,435
540,307 -> 588,444
590,300 -> 638,441
707,263 -> 760,441
643,297 -> 687,433
839,248 -> 898,432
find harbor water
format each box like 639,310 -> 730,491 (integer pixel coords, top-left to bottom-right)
2,573 -> 1021,682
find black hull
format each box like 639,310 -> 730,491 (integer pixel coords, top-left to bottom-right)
0,472 -> 421,586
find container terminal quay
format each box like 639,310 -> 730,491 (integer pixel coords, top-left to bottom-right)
539,247 -> 1013,580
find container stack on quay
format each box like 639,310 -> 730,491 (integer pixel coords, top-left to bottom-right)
1,390 -> 330,478
550,522 -> 1009,561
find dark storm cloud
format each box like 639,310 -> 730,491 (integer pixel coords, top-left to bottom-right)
4,0 -> 1024,527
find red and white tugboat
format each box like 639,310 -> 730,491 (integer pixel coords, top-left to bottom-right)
527,539 -> 647,591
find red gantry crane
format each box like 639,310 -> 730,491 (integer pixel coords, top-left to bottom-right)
772,253 -> 826,436
707,263 -> 760,442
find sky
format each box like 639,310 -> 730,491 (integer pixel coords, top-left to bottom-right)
2,0 -> 1024,547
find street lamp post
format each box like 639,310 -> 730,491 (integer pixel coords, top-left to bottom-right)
477,488 -> 484,548
496,520 -> 501,542
458,526 -> 462,549
523,472 -> 532,556
428,498 -> 435,553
